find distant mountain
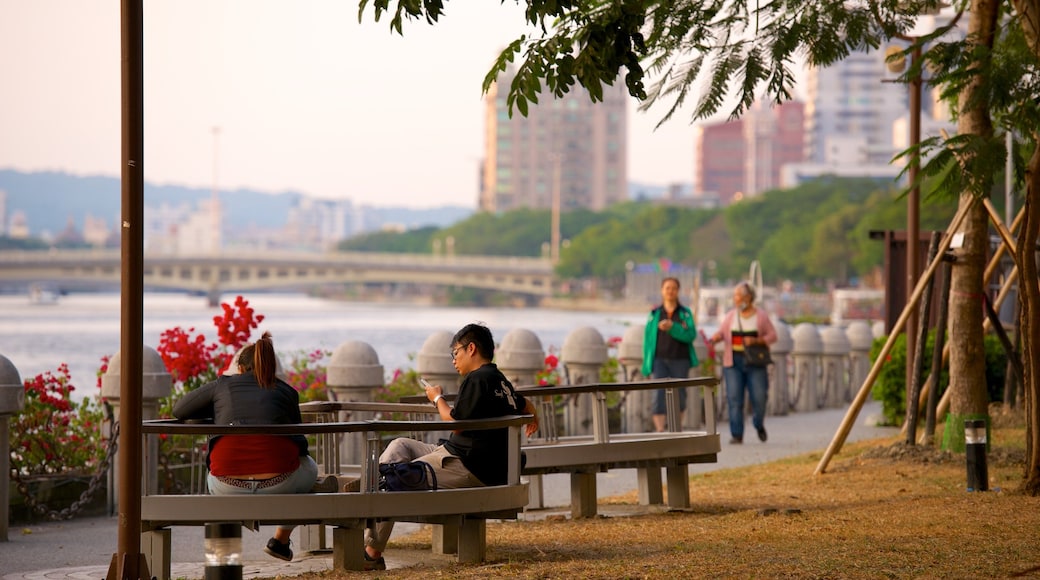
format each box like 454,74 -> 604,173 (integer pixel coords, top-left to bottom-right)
0,169 -> 472,237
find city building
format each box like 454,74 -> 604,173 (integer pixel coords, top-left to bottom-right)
804,48 -> 907,166
694,118 -> 744,205
480,69 -> 628,212
695,100 -> 805,204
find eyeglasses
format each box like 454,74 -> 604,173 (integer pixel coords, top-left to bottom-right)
450,344 -> 468,361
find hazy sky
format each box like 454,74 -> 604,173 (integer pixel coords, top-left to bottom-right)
1,0 -> 717,209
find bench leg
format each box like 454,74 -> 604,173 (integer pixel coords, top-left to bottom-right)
666,464 -> 691,509
637,467 -> 664,505
298,524 -> 329,554
456,518 -> 486,563
524,474 -> 545,509
432,522 -> 458,555
332,526 -> 365,571
141,529 -> 171,580
570,472 -> 598,518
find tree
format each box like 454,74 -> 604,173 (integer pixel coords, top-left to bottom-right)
360,0 -> 1040,492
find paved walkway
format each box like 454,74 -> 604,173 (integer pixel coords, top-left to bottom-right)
1,401 -> 896,579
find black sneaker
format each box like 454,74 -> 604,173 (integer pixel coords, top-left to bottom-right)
264,537 -> 293,562
757,427 -> 768,442
311,475 -> 339,493
729,437 -> 743,444
364,551 -> 387,571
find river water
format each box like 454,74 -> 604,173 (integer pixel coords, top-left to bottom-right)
0,291 -> 647,398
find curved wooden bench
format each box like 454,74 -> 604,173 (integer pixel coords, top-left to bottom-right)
139,415 -> 532,579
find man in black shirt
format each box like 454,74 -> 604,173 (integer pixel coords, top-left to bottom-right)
363,323 -> 538,570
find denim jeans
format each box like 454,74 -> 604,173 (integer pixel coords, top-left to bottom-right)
652,358 -> 690,414
206,455 -> 318,534
722,352 -> 769,439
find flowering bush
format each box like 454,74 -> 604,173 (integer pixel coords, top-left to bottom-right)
536,351 -> 561,386
285,348 -> 331,404
9,364 -> 106,477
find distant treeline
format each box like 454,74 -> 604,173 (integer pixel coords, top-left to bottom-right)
339,177 -> 974,289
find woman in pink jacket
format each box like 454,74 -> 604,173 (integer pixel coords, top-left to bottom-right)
709,282 -> 778,444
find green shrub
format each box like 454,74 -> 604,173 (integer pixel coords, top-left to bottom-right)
869,331 -> 1007,426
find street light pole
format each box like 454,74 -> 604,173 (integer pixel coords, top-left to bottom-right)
906,42 -> 923,394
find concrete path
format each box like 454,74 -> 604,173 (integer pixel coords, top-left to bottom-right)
1,401 -> 897,579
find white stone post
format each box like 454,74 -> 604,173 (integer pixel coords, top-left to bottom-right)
0,354 -> 24,542
560,327 -> 608,436
845,321 -> 874,398
791,324 -> 823,413
820,326 -> 851,408
768,320 -> 792,416
100,347 -> 173,502
416,331 -> 459,393
616,325 -> 649,433
326,341 -> 384,466
497,328 -> 546,389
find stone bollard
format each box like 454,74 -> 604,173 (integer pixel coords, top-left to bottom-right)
560,327 -> 608,518
871,321 -> 887,340
560,327 -> 608,437
416,331 -> 459,392
496,328 -> 548,511
497,328 -> 546,389
0,354 -> 24,542
100,347 -> 173,505
326,340 -> 384,466
820,326 -> 851,408
768,321 -> 793,416
616,326 -> 650,433
684,333 -> 709,430
791,324 -> 823,413
845,321 -> 874,396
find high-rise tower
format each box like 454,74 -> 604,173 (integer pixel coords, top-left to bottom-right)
481,70 -> 628,213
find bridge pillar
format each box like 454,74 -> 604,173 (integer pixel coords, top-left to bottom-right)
560,327 -> 608,437
206,287 -> 221,308
0,354 -> 24,542
326,341 -> 384,466
100,347 -> 173,509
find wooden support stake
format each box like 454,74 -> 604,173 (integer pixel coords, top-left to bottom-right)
814,199 -> 974,476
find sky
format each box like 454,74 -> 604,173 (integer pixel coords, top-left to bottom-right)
0,0 -> 715,209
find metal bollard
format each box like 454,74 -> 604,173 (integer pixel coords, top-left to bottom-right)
964,419 -> 988,492
204,523 -> 243,580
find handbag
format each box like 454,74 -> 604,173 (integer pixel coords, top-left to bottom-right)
737,314 -> 772,367
379,461 -> 438,491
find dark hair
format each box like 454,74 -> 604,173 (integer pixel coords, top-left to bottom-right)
452,323 -> 495,361
237,331 -> 277,388
736,281 -> 756,303
661,277 -> 680,289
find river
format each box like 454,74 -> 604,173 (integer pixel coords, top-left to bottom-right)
0,291 -> 648,398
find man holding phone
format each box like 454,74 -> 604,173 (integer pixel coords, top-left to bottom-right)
362,323 -> 539,570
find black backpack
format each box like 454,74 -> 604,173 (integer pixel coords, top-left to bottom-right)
378,461 -> 438,491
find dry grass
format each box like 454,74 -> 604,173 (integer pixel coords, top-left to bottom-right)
280,409 -> 1040,579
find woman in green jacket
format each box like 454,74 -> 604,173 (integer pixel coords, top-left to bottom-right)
642,277 -> 699,432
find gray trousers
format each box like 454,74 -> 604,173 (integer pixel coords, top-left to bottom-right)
365,437 -> 484,552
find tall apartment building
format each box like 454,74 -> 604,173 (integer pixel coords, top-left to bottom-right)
481,70 -> 628,212
695,119 -> 744,205
804,48 -> 906,165
695,101 -> 804,205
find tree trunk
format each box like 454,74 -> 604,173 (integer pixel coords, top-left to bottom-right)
944,0 -> 999,451
1011,0 -> 1040,496
1018,146 -> 1040,495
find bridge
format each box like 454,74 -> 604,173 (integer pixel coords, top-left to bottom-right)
0,249 -> 556,304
